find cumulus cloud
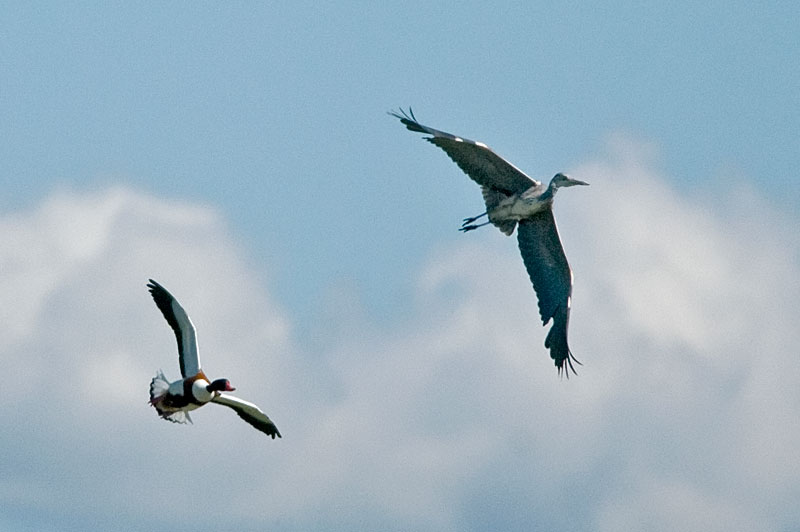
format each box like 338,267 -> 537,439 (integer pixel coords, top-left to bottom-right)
0,187 -> 294,530
1,137 -> 798,532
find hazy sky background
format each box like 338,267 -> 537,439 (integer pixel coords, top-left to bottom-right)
2,3 -> 798,531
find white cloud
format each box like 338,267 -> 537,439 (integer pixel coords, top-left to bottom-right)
1,138 -> 798,531
596,477 -> 764,532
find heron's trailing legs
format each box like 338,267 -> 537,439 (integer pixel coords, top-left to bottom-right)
461,213 -> 488,227
462,212 -> 487,225
460,222 -> 491,232
460,212 -> 491,232
460,212 -> 489,232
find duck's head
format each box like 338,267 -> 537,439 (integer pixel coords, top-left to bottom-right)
207,378 -> 236,392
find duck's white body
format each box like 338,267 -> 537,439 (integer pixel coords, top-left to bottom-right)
147,279 -> 281,438
149,370 -> 216,423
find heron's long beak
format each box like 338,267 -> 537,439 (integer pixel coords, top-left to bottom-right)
570,178 -> 590,186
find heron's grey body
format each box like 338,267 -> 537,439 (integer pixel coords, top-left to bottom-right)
391,108 -> 588,376
479,179 -> 558,235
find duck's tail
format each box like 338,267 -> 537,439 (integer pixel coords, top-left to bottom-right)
149,370 -> 170,407
149,371 -> 193,424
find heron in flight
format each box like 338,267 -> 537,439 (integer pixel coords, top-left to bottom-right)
391,108 -> 588,376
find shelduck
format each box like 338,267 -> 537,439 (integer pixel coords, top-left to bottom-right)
147,279 -> 281,439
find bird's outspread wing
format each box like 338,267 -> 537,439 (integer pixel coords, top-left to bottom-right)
147,279 -> 201,378
212,393 -> 282,439
516,211 -> 580,376
390,108 -> 538,194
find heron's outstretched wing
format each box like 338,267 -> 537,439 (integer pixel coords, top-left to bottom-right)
516,211 -> 580,376
390,108 -> 538,195
212,393 -> 282,439
147,279 -> 201,378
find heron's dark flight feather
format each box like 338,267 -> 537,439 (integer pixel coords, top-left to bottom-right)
517,212 -> 580,376
390,109 -> 538,194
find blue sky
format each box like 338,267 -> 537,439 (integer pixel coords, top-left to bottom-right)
1,3 -> 798,531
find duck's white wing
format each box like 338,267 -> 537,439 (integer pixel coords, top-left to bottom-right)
212,393 -> 281,439
160,410 -> 193,425
147,279 -> 201,378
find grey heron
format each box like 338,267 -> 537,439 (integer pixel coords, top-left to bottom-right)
391,108 -> 588,377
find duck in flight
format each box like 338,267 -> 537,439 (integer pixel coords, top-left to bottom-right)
147,279 -> 281,438
391,108 -> 588,376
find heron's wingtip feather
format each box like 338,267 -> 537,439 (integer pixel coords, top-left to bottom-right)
390,107 -> 428,133
556,351 -> 582,379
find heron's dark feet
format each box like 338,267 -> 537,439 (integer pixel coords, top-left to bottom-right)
460,221 -> 491,232
462,212 -> 487,226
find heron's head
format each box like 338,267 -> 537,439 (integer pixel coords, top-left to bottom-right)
551,173 -> 589,188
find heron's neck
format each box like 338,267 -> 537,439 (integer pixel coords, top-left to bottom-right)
541,182 -> 558,202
